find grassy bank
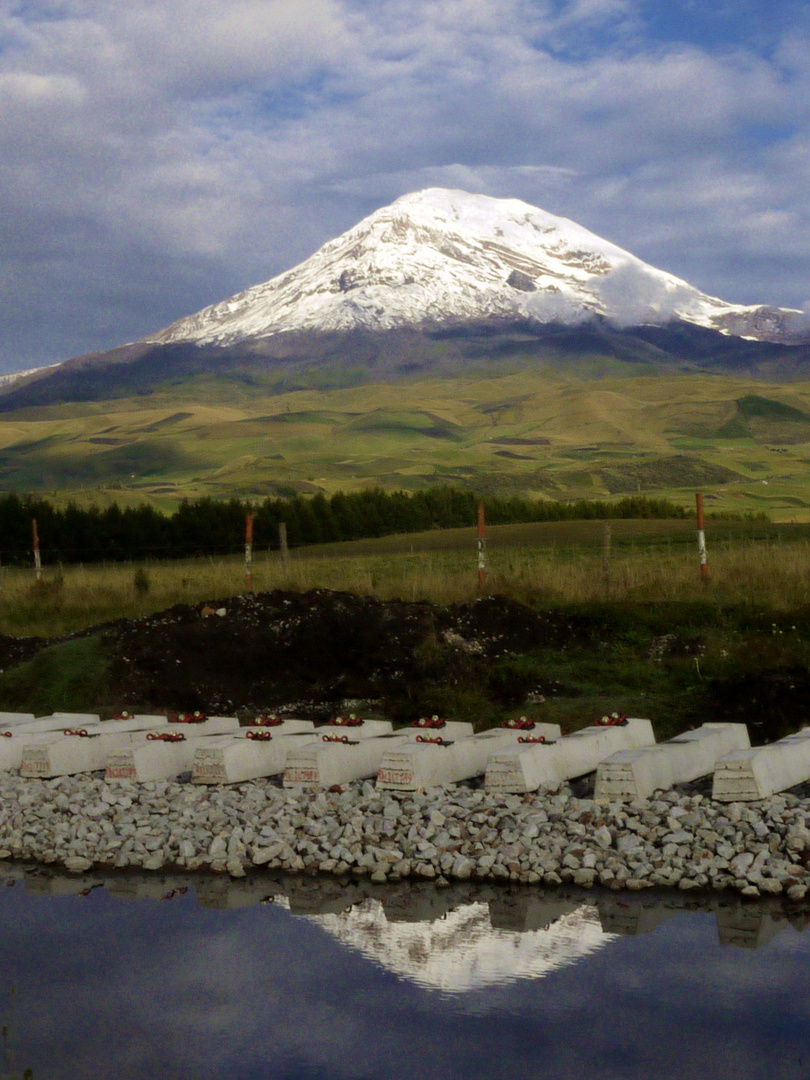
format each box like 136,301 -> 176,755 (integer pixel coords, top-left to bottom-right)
1,517 -> 808,638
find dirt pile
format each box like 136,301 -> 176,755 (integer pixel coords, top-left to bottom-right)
100,589 -> 586,719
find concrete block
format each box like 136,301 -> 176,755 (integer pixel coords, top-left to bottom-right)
284,732 -> 409,788
48,713 -> 103,724
193,731 -> 319,784
167,716 -> 240,736
0,713 -> 36,726
377,724 -> 562,792
106,733 -> 233,782
242,719 -> 315,736
401,718 -> 475,740
486,718 -> 655,793
21,716 -> 171,777
0,732 -> 66,772
594,723 -> 750,802
323,718 -> 393,737
712,727 -> 810,802
0,714 -> 104,770
1,715 -> 102,737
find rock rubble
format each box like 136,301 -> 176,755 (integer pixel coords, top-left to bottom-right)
0,772 -> 809,899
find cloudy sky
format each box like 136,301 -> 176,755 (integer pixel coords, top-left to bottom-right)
1,0 -> 809,372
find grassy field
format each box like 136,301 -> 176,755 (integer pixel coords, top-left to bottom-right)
3,516 -> 810,638
3,370 -> 810,518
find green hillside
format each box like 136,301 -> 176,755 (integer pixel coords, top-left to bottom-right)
2,368 -> 810,519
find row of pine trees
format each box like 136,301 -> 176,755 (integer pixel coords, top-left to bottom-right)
0,488 -> 688,565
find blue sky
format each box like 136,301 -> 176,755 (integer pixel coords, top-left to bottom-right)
1,0 -> 808,372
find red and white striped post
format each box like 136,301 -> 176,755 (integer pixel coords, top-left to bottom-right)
245,513 -> 254,590
477,502 -> 487,593
696,493 -> 708,582
31,519 -> 42,583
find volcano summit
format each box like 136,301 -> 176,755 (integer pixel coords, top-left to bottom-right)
151,188 -> 804,347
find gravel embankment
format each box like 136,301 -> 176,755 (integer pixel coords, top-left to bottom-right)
1,774 -> 809,899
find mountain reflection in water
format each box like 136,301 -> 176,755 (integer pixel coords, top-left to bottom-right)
0,867 -> 808,1079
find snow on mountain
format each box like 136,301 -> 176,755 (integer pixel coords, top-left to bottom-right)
297,897 -> 615,994
148,188 -> 804,347
0,360 -> 63,386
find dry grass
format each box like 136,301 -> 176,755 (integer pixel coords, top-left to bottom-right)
2,525 -> 810,638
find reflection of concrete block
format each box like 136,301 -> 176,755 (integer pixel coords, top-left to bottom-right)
285,733 -> 409,788
381,891 -> 458,924
377,725 -> 561,791
105,875 -> 188,903
192,732 -> 318,784
23,872 -> 105,898
21,717 -> 171,777
486,719 -> 655,793
716,906 -> 788,949
713,728 -> 810,801
286,879 -> 365,916
597,898 -> 679,937
489,895 -> 581,932
595,723 -> 750,801
193,878 -> 272,910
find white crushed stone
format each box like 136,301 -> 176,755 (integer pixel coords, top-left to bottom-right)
0,773 -> 807,898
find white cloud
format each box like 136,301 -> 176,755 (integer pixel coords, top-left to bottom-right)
590,263 -> 696,326
0,0 -> 809,369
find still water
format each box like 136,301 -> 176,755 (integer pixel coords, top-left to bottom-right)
0,868 -> 808,1079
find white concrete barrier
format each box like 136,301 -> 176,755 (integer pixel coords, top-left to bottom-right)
192,730 -> 319,784
48,713 -> 103,724
0,713 -> 36,725
323,717 -> 393,737
594,722 -> 750,802
0,715 -> 104,771
106,728 -> 242,782
20,716 -> 171,777
712,727 -> 810,802
485,718 -> 655,793
284,732 -> 410,788
1,714 -> 102,737
376,723 -> 562,791
0,731 -> 67,772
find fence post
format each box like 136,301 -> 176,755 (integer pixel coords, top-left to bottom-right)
477,503 -> 487,593
244,513 -> 253,590
31,519 -> 42,583
279,522 -> 289,574
696,493 -> 708,582
602,520 -> 611,596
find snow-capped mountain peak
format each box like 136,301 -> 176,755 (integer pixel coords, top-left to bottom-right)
147,188 -> 804,348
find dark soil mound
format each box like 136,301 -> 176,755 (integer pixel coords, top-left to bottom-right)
101,589 -> 586,718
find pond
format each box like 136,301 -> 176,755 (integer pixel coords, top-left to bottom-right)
0,868 -> 808,1080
